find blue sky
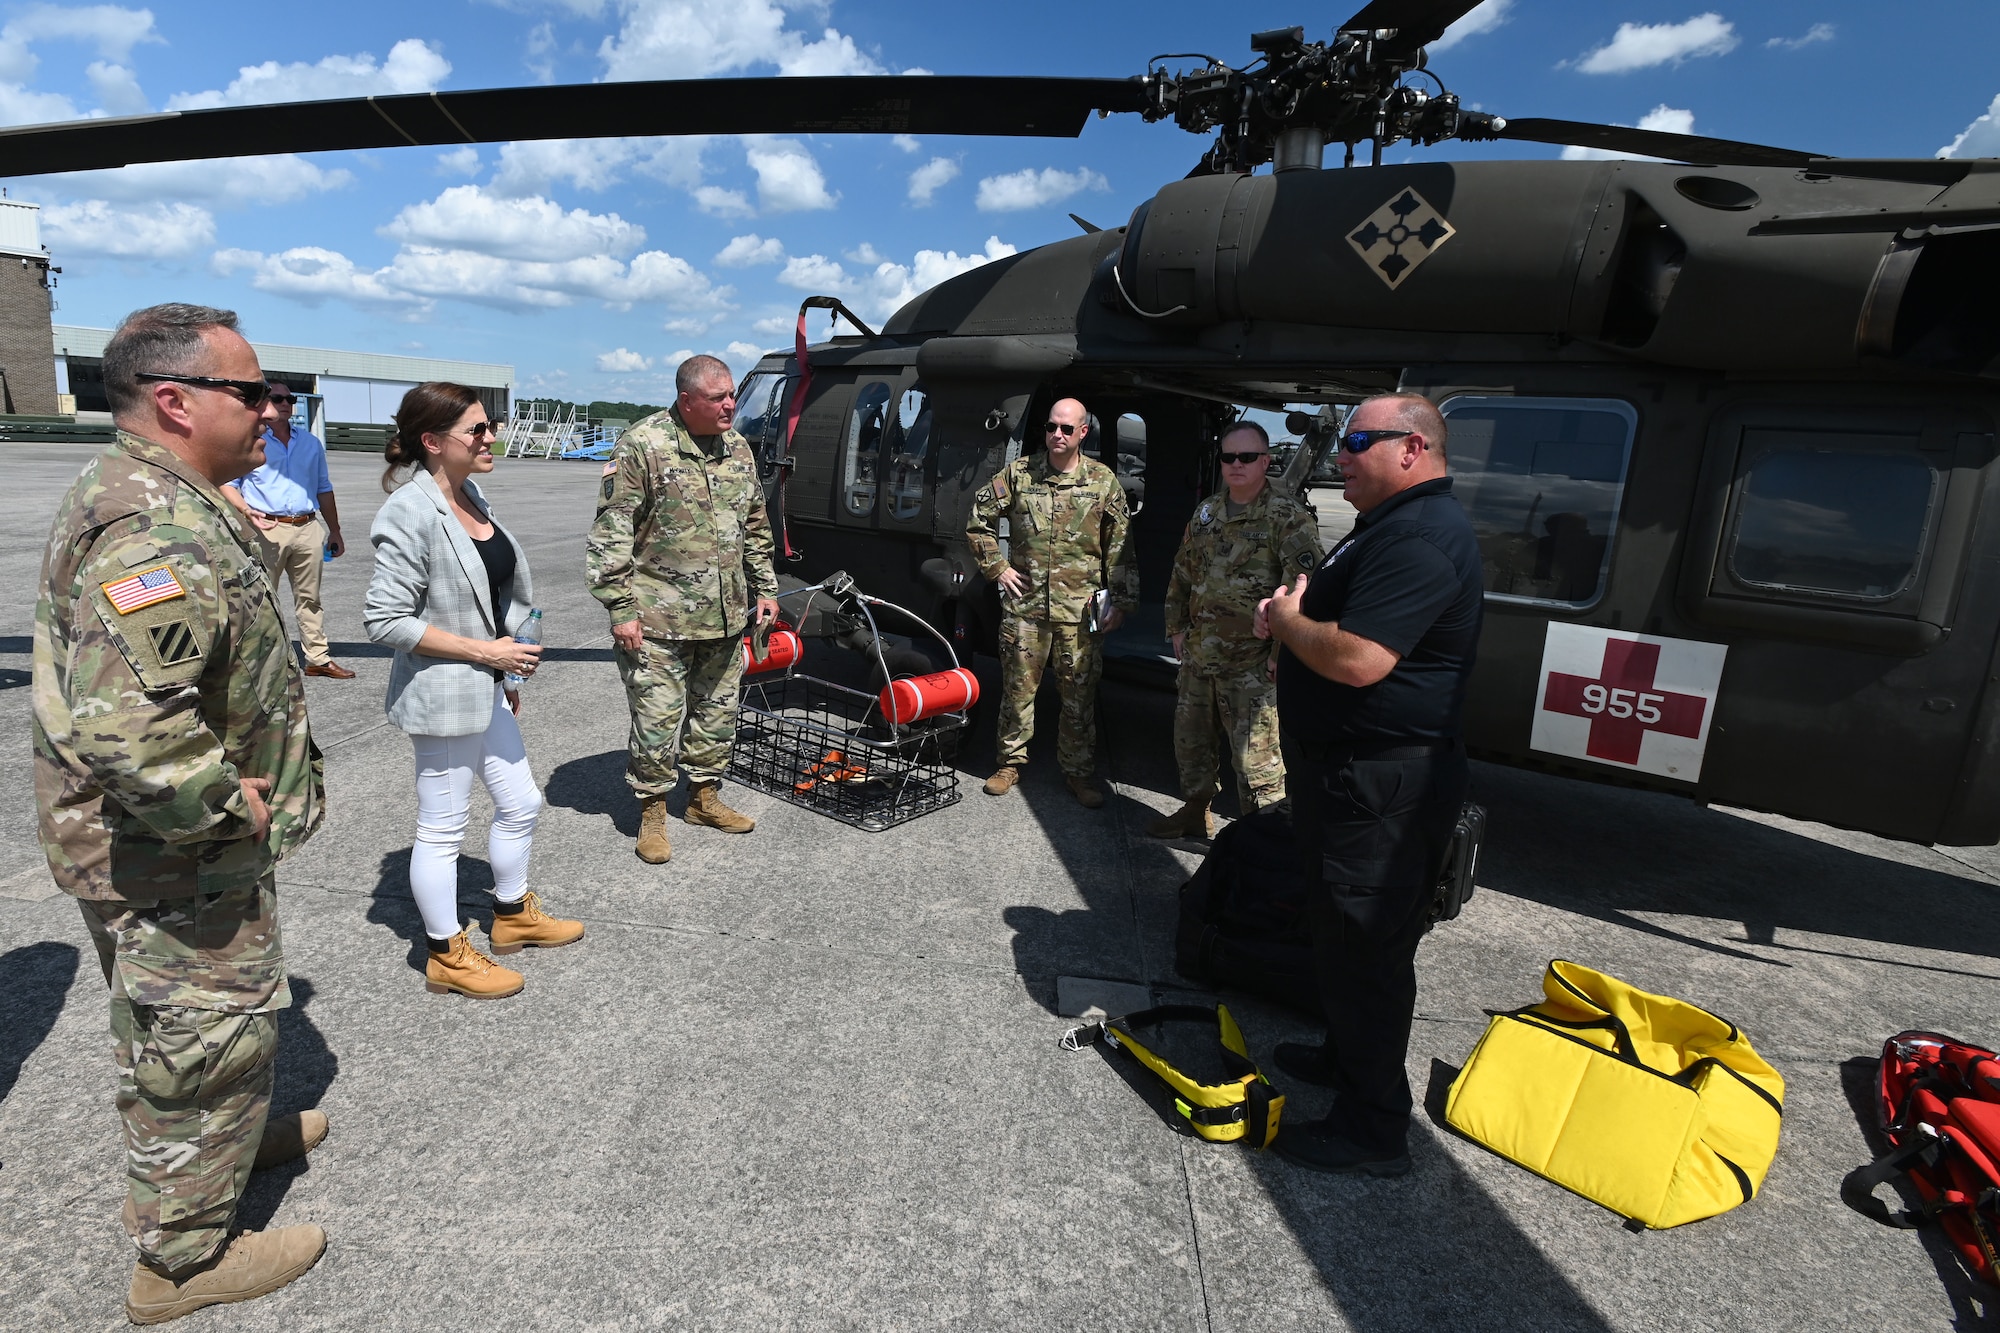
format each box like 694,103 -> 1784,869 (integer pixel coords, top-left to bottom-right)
4,0 -> 1998,405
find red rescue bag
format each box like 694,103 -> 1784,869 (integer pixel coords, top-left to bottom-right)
1842,1031 -> 2000,1285
878,667 -> 979,724
743,628 -> 803,675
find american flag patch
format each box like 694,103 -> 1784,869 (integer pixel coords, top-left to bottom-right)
101,566 -> 187,614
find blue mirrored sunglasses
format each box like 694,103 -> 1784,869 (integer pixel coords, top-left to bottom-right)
1338,428 -> 1420,454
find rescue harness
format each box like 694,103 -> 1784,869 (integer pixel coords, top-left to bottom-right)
1063,1004 -> 1284,1149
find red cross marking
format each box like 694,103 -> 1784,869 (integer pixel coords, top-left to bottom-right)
1541,638 -> 1708,766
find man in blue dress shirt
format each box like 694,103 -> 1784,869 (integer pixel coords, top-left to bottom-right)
222,380 -> 354,678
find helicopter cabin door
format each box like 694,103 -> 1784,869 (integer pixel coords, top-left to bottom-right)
832,373 -> 935,535
1679,398 -> 2000,843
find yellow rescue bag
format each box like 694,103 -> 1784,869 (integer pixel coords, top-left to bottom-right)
1445,959 -> 1784,1229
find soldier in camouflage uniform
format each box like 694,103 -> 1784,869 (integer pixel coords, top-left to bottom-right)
31,305 -> 330,1323
966,397 -> 1139,808
1152,421 -> 1322,839
587,354 -> 780,863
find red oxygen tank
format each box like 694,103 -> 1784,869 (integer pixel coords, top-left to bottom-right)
879,667 -> 979,723
743,628 -> 803,675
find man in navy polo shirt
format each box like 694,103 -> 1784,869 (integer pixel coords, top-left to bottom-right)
222,381 -> 354,679
1255,391 -> 1484,1177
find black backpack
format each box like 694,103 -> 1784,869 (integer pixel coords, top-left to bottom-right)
1174,802 -> 1486,1016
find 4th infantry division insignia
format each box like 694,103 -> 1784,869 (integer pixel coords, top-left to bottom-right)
1347,188 -> 1456,290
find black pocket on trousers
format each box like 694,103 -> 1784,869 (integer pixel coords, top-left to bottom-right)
1316,758 -> 1433,889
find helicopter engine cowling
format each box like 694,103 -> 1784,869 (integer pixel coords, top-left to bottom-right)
1112,161 -> 1952,375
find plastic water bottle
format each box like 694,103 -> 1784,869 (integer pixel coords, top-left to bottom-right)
506,608 -> 541,688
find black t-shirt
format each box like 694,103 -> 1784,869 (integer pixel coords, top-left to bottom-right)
471,527 -> 517,630
1276,476 -> 1484,746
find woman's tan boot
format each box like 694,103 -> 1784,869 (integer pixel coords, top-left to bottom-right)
424,931 -> 523,998
487,891 -> 585,954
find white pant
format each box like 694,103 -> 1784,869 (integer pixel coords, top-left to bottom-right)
409,687 -> 544,940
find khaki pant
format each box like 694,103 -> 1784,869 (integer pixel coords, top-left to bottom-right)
1173,662 -> 1286,810
253,517 -> 329,666
80,876 -> 288,1273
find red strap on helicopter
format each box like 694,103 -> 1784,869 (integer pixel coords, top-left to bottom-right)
773,308 -> 812,560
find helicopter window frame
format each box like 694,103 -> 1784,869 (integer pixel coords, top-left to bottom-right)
1721,434 -> 1937,605
841,380 -> 893,518
734,370 -> 792,476
1439,394 -> 1640,613
882,383 -> 934,525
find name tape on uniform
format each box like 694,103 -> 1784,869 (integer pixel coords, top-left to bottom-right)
101,566 -> 187,615
1528,623 -> 1727,783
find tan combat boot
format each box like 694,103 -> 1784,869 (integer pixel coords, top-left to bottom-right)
252,1110 -> 328,1169
983,765 -> 1020,796
1065,775 -> 1106,810
1147,795 -> 1216,840
635,795 -> 672,863
424,931 -> 523,999
126,1225 -> 327,1325
487,891 -> 585,954
685,781 -> 755,833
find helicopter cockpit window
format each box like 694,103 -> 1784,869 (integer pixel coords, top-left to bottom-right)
1726,435 -> 1934,601
843,381 -> 890,516
1442,396 -> 1638,610
885,386 -> 932,522
734,371 -> 788,470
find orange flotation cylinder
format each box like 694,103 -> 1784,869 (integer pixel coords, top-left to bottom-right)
743,628 -> 803,675
879,667 -> 979,723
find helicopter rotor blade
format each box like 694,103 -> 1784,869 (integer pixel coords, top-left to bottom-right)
0,75 -> 1150,177
1338,0 -> 1490,47
1481,116 -> 1825,168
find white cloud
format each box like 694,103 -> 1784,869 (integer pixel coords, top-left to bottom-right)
382,186 -> 646,262
845,243 -> 884,264
489,136 -> 708,197
1573,13 -> 1737,74
715,233 -> 784,266
0,81 -> 77,126
1766,23 -> 1834,50
1431,0 -> 1512,51
752,315 -> 794,338
23,155 -> 351,207
769,236 -> 1020,322
525,21 -> 557,83
694,185 -> 754,218
1561,104 -> 1695,160
777,253 -> 850,292
908,156 -> 960,206
974,166 -> 1108,212
1,5 -> 162,72
215,246 -> 430,313
892,134 -> 920,153
436,146 -> 482,176
1941,94 -> 2000,159
723,340 -> 767,367
662,314 -> 724,335
85,61 -> 147,115
746,138 -> 836,212
168,38 -> 449,109
43,199 -> 212,258
598,0 -> 887,81
597,347 -> 653,373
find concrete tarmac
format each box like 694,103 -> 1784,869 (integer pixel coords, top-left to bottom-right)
2,444 -> 1998,1330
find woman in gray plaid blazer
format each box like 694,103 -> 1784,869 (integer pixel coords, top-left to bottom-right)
365,382 -> 584,998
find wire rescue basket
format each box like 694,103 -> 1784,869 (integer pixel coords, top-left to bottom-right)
729,578 -> 970,831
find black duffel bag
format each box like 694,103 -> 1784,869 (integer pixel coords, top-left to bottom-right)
1174,802 -> 1486,1016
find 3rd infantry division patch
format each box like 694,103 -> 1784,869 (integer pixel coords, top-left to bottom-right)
147,620 -> 201,666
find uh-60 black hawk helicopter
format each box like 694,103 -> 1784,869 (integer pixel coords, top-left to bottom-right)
8,0 -> 2000,845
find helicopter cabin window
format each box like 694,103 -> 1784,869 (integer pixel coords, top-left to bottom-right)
885,386 -> 932,522
843,381 -> 891,516
734,371 -> 789,471
1441,396 -> 1638,610
1724,433 -> 1934,602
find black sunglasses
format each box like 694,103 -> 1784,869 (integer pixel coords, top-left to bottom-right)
135,372 -> 273,409
1218,450 -> 1269,465
458,421 -> 500,440
268,394 -> 297,404
1339,428 -> 1421,454
1043,421 -> 1078,436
